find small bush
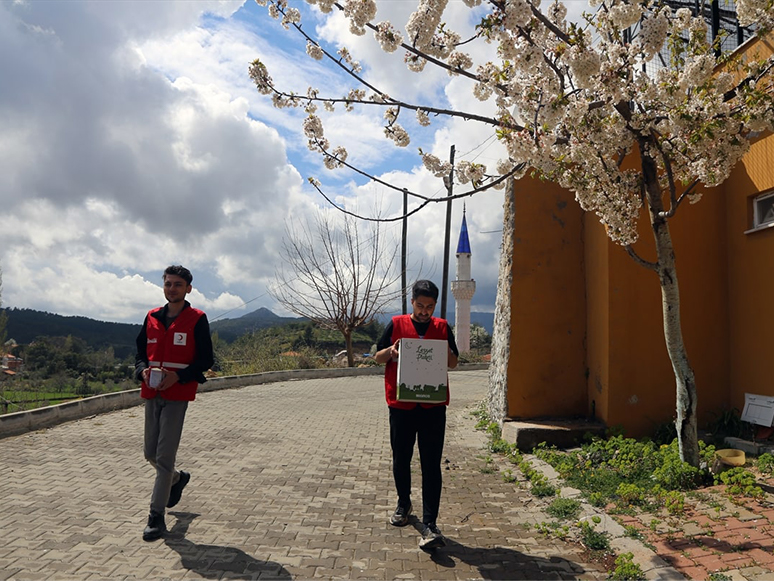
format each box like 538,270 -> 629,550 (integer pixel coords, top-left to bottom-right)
607,552 -> 645,581
579,520 -> 610,551
546,497 -> 581,520
531,478 -> 557,498
656,489 -> 686,515
756,452 -> 774,475
716,467 -> 763,499
615,483 -> 646,506
651,440 -> 702,490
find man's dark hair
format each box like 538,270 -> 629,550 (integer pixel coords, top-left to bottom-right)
412,279 -> 439,302
164,265 -> 193,285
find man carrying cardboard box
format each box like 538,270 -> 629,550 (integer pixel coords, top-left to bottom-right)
375,280 -> 459,550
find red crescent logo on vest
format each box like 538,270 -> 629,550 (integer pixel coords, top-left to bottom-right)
174,332 -> 187,346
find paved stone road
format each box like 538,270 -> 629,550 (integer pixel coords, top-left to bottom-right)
1,370 -> 610,580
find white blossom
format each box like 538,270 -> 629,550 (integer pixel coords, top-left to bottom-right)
338,47 -> 362,73
342,0 -> 377,35
637,8 -> 669,61
736,0 -> 774,30
281,7 -> 301,29
374,21 -> 403,53
455,160 -> 487,185
447,51 -> 473,73
679,54 -> 714,92
248,60 -> 273,95
405,52 -> 428,72
385,124 -> 410,147
421,152 -> 452,176
406,0 -> 448,52
608,3 -> 642,29
306,41 -> 324,60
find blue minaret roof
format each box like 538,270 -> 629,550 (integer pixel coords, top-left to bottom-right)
456,208 -> 471,254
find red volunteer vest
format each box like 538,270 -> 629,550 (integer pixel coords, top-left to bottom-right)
385,314 -> 450,409
140,305 -> 204,401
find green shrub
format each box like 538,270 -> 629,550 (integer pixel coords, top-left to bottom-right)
615,483 -> 646,506
656,489 -> 686,515
546,497 -> 581,520
716,467 -> 763,499
756,452 -> 774,475
531,478 -> 557,498
579,520 -> 610,551
651,440 -> 702,490
607,552 -> 645,580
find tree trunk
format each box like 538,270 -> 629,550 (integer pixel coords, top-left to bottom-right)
344,331 -> 355,368
488,178 -> 516,424
643,157 -> 700,467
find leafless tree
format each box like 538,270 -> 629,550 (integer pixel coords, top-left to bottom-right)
271,213 -> 403,367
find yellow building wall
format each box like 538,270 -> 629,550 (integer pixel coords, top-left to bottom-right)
506,178 -> 588,418
725,134 -> 774,411
584,211 -> 610,423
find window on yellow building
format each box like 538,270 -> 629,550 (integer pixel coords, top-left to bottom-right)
752,191 -> 774,230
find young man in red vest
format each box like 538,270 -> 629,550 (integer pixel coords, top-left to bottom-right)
134,265 -> 214,541
375,280 -> 459,550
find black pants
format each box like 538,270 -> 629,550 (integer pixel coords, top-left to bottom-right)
389,404 -> 446,525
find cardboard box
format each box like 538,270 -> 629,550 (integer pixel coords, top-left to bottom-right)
396,338 -> 448,403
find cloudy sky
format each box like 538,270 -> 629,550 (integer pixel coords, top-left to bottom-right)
0,0 -> 513,325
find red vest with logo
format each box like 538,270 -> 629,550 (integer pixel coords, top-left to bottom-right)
385,314 -> 450,409
140,305 -> 204,401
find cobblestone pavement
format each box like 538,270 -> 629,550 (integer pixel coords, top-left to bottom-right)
1,369 -> 618,581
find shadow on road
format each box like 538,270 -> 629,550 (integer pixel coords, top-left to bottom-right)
165,512 -> 291,580
426,536 -> 595,580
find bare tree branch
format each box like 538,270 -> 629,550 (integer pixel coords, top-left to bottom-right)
270,212 -> 404,366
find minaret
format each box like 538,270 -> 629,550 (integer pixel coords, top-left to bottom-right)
450,206 -> 476,353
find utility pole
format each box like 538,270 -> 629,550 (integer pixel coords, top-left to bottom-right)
441,145 -> 455,319
401,188 -> 408,314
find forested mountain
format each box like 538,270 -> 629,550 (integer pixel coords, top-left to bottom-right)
3,307 -> 302,357
209,307 -> 303,342
4,308 -> 140,358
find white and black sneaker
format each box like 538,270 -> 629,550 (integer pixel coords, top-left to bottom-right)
390,502 -> 412,526
419,523 -> 445,550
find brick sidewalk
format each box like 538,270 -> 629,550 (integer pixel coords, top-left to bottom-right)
2,370 -> 612,580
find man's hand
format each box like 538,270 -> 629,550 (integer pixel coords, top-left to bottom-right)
375,339 -> 400,364
156,369 -> 179,391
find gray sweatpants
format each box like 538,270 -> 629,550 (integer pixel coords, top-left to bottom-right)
144,397 -> 188,515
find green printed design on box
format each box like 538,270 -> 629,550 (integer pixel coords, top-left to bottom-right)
397,382 -> 448,402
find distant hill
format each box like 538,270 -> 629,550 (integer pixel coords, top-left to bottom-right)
4,308 -> 141,359
209,307 -> 304,342
3,306 -> 303,358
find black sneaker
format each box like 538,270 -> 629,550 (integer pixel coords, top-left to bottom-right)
419,523 -> 445,550
390,502 -> 412,526
167,470 -> 190,508
142,511 -> 166,542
